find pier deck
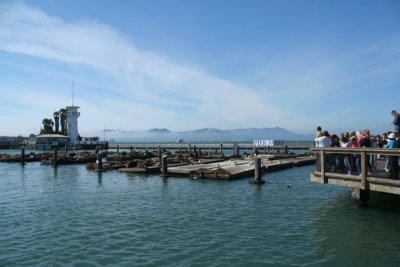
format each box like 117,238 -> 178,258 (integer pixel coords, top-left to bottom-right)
310,147 -> 400,205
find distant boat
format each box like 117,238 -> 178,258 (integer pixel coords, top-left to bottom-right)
176,138 -> 184,143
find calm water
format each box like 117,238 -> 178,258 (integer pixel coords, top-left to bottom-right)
0,162 -> 400,266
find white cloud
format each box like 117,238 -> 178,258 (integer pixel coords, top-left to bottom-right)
0,2 -> 399,136
0,2 -> 289,135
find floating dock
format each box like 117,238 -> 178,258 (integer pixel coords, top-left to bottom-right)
166,156 -> 315,179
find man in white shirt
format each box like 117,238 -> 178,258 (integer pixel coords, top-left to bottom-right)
315,131 -> 331,147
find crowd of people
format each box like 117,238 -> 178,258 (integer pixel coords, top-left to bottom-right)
314,110 -> 400,175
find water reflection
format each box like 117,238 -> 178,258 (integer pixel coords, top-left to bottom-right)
53,165 -> 58,178
97,171 -> 103,186
20,164 -> 26,186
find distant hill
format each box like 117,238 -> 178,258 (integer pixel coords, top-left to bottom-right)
147,128 -> 171,133
101,127 -> 313,142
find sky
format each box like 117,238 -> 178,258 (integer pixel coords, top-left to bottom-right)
0,0 -> 399,137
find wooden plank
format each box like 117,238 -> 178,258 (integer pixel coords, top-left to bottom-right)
368,183 -> 400,195
367,177 -> 400,186
310,174 -> 360,188
313,171 -> 361,181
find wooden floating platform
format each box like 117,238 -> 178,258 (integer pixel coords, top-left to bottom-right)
167,156 -> 315,179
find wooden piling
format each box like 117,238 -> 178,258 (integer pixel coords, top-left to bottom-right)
352,188 -> 369,207
253,147 -> 258,156
117,145 -> 120,154
158,146 -> 162,161
285,145 -> 288,155
249,156 -> 265,184
162,155 -> 168,175
235,145 -> 240,156
188,143 -> 192,153
65,145 -> 68,153
220,143 -> 223,155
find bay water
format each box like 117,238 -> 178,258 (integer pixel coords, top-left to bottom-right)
0,161 -> 399,266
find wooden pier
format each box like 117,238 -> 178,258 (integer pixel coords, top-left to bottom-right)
310,147 -> 400,205
108,142 -> 313,155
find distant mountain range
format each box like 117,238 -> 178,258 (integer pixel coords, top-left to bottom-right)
101,127 -> 313,142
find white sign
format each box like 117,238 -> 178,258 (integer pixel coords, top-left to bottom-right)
253,140 -> 284,147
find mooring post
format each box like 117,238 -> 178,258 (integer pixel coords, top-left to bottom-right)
97,152 -> 103,172
65,144 -> 68,153
130,146 -> 133,152
193,146 -> 197,158
117,145 -> 120,154
162,155 -> 168,175
21,148 -> 25,165
53,147 -> 58,167
236,145 -> 240,156
220,143 -> 223,155
188,143 -> 192,153
249,156 -> 265,184
158,146 -> 162,161
352,188 -> 369,207
285,145 -> 288,155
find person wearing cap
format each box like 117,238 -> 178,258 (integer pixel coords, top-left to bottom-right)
391,110 -> 400,132
384,132 -> 399,172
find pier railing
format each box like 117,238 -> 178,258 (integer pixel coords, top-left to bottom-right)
311,147 -> 400,195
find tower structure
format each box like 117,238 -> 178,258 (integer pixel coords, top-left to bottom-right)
66,105 -> 80,145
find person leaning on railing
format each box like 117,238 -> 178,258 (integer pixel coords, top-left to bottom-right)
359,129 -> 373,174
339,134 -> 352,175
384,132 -> 399,173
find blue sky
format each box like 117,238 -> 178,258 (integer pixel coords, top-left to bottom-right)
0,0 -> 399,136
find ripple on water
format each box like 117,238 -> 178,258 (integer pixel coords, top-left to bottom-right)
1,164 -> 400,266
